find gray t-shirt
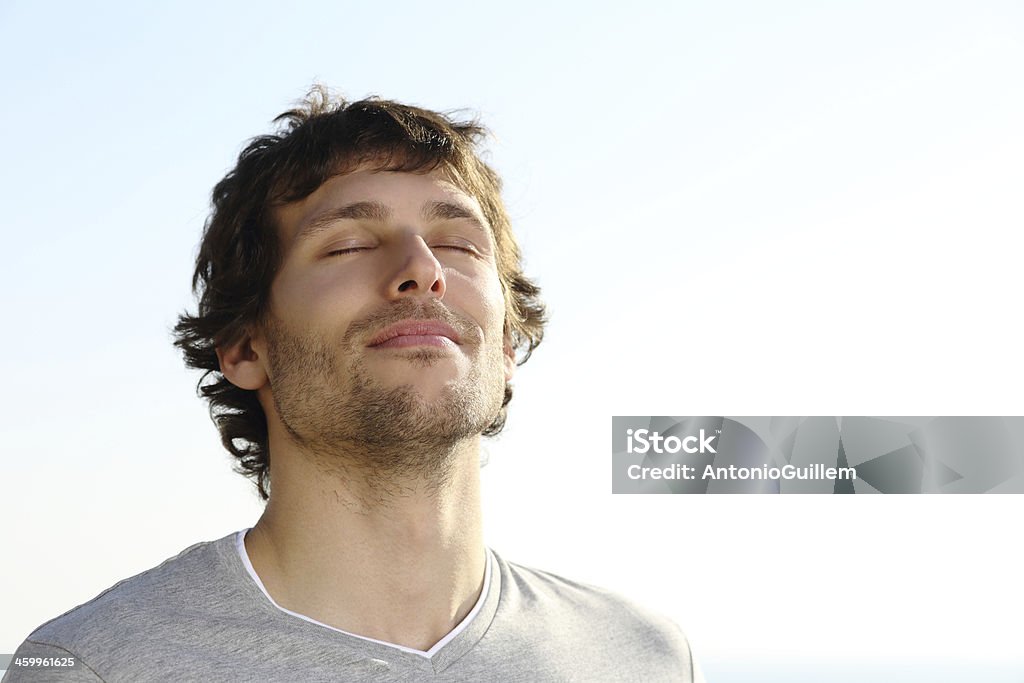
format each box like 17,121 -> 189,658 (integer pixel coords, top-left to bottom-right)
5,532 -> 700,682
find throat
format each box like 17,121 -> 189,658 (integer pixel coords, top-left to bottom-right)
241,438 -> 487,651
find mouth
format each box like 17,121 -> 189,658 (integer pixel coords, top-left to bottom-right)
367,319 -> 462,349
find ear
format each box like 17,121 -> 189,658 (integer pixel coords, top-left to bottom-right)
215,329 -> 269,391
503,332 -> 516,383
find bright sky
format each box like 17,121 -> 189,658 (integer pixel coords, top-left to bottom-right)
2,2 -> 1022,680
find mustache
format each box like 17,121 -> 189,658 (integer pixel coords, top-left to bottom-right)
343,299 -> 476,345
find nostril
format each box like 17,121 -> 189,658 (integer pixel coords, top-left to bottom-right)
398,280 -> 416,292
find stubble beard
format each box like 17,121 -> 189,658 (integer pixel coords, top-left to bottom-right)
263,306 -> 506,493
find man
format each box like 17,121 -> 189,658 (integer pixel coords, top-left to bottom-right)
6,89 -> 702,682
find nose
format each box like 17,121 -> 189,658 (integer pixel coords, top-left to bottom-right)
386,234 -> 446,300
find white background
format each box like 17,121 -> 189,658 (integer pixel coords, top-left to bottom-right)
2,1 -> 1022,680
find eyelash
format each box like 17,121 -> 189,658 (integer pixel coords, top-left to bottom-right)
327,247 -> 370,256
434,244 -> 478,255
326,244 -> 478,257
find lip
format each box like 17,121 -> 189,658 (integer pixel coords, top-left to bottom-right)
367,319 -> 462,348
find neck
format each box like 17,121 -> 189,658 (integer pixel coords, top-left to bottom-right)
244,435 -> 486,651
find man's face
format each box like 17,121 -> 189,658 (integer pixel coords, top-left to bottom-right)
253,167 -> 513,467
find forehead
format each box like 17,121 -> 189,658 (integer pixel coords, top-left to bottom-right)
273,168 -> 489,248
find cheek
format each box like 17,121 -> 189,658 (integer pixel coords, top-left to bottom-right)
447,267 -> 507,336
271,261 -> 375,327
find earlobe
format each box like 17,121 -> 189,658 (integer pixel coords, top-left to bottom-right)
216,332 -> 269,391
503,337 -> 516,383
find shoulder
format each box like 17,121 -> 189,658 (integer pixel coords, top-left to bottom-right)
495,551 -> 683,632
16,532 -> 243,660
491,551 -> 697,677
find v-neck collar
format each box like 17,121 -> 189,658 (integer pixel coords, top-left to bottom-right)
229,529 -> 499,674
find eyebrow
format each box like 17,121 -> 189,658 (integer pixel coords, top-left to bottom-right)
295,199 -> 490,244
294,201 -> 392,243
421,200 -> 487,231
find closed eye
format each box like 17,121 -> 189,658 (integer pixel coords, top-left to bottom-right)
432,243 -> 480,256
327,246 -> 372,256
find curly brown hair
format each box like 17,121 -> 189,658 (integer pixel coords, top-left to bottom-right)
173,86 -> 545,500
